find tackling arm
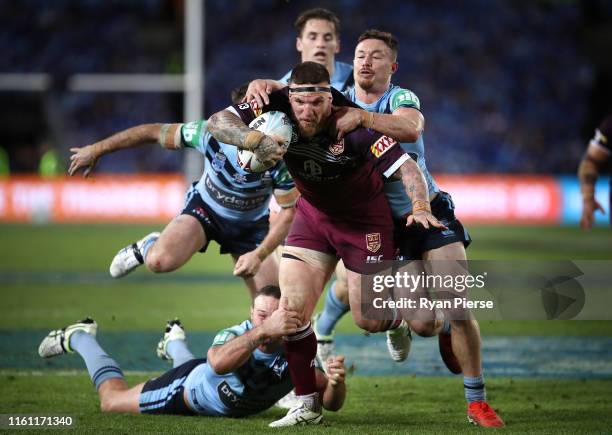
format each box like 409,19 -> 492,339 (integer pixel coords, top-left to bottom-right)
333,106 -> 424,142
68,123 -> 183,177
314,356 -> 347,412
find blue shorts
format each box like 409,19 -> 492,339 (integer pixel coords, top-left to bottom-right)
181,185 -> 269,255
395,191 -> 471,260
139,358 -> 206,415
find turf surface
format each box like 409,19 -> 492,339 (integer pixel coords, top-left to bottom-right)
0,223 -> 611,432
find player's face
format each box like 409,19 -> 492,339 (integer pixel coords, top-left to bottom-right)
289,87 -> 333,138
354,39 -> 398,91
250,295 -> 280,328
296,19 -> 340,68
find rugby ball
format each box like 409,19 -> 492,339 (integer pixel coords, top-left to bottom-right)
237,111 -> 293,173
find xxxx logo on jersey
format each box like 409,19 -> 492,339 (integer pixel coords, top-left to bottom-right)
370,135 -> 397,158
249,100 -> 263,117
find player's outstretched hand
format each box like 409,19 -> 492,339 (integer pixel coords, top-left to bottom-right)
406,211 -> 448,230
244,80 -> 284,108
255,135 -> 287,168
326,355 -> 346,387
233,250 -> 261,278
580,198 -> 605,230
69,145 -> 99,177
331,106 -> 364,141
261,304 -> 301,338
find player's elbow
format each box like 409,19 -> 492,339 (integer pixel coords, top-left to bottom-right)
396,130 -> 420,143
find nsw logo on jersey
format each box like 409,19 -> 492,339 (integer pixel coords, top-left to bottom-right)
212,152 -> 226,172
371,135 -> 397,158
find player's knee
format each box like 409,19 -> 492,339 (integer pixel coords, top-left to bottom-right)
353,316 -> 384,333
145,250 -> 174,273
410,320 -> 437,337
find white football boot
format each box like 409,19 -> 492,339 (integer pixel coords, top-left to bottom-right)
38,318 -> 98,358
386,319 -> 412,362
157,319 -> 186,361
269,395 -> 322,427
312,313 -> 335,372
109,232 -> 159,278
275,390 -> 301,410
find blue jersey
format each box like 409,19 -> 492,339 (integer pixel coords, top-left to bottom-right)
280,60 -> 354,92
345,85 -> 439,217
183,320 -> 293,417
180,120 -> 295,222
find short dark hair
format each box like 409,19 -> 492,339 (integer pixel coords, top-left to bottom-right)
254,285 -> 281,301
231,83 -> 249,104
294,8 -> 340,37
289,61 -> 330,85
357,29 -> 398,60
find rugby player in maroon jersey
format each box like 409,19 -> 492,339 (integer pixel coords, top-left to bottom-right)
208,61 -> 445,427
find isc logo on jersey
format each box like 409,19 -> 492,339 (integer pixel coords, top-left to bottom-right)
371,135 -> 397,158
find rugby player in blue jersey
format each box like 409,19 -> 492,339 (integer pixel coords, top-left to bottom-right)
208,61 -> 444,426
324,30 -> 504,428
38,285 -> 347,417
68,87 -> 297,298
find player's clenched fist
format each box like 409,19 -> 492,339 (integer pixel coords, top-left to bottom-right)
255,135 -> 287,168
260,305 -> 301,338
326,355 -> 346,387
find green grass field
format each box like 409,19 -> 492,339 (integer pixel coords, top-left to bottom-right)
0,223 -> 611,433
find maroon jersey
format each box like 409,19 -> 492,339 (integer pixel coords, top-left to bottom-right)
592,114 -> 612,154
230,89 -> 409,217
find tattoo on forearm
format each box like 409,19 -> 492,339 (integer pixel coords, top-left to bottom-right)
208,111 -> 252,148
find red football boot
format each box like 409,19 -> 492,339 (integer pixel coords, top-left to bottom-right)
467,401 -> 505,427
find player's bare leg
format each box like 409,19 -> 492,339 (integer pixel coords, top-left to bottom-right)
270,247 -> 335,427
145,215 -> 206,273
98,379 -> 144,413
424,242 -> 504,427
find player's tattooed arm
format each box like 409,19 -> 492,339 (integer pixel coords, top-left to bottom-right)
208,109 -> 286,166
392,158 -> 447,230
68,123 -> 181,177
332,106 -> 424,142
207,305 -> 300,374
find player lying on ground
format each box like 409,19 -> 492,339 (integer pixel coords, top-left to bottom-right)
68,86 -> 297,298
208,61 -> 444,426
578,113 -> 611,229
38,285 -> 346,417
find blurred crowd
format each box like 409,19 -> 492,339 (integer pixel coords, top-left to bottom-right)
1,0 -> 610,175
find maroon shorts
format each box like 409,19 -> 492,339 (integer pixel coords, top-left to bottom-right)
285,196 -> 395,274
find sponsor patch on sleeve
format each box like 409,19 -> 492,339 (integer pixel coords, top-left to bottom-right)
212,329 -> 238,346
370,135 -> 398,158
390,89 -> 420,111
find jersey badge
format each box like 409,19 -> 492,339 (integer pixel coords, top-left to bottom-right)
233,172 -> 247,184
366,232 -> 381,253
249,100 -> 263,117
212,152 -> 226,172
329,138 -> 345,156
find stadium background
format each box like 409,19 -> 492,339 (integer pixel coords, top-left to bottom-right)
0,0 -> 611,433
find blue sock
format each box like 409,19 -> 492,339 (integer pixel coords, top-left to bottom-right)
464,375 -> 486,403
167,340 -> 195,368
316,281 -> 350,336
70,331 -> 124,390
441,320 -> 451,335
141,235 -> 159,261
